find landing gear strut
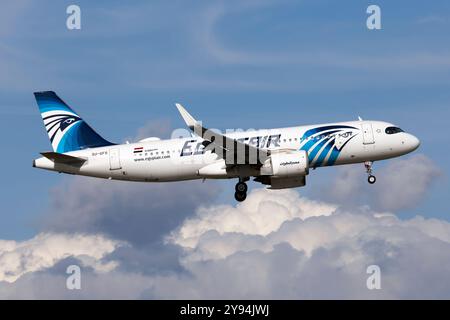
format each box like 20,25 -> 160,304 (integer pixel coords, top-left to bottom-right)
234,178 -> 249,202
364,161 -> 376,184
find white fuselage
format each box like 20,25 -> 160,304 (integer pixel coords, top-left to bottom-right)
33,120 -> 420,183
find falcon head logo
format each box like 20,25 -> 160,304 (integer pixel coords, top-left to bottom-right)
43,113 -> 82,143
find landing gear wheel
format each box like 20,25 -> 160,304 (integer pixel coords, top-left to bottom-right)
235,181 -> 248,193
364,161 -> 376,184
234,178 -> 249,202
234,191 -> 247,202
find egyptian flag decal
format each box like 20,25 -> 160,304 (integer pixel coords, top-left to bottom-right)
134,147 -> 143,154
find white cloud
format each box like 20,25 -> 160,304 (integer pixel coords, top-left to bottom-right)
327,154 -> 442,211
374,154 -> 442,211
2,186 -> 450,298
169,188 -> 421,264
170,188 -> 336,249
0,233 -> 122,283
1,150 -> 448,298
41,176 -> 221,246
154,189 -> 450,299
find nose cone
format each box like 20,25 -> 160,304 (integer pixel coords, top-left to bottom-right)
407,134 -> 420,152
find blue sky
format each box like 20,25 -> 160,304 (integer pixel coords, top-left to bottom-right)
1,0 -> 449,240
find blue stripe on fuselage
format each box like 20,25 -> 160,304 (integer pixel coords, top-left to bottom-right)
314,138 -> 336,167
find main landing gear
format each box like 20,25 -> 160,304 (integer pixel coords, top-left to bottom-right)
234,178 -> 249,202
364,161 -> 376,184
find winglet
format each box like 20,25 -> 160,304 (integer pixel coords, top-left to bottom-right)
175,103 -> 197,129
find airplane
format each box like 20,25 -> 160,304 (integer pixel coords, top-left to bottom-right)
32,91 -> 420,202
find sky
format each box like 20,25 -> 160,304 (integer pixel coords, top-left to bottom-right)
0,0 -> 450,299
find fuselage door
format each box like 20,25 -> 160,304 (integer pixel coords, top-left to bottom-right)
109,148 -> 122,170
361,123 -> 375,145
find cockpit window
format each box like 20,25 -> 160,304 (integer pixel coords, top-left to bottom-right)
385,127 -> 404,134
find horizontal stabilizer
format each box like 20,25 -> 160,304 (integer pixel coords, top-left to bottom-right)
40,152 -> 87,165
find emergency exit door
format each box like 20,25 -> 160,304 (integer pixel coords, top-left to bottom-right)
361,123 -> 375,145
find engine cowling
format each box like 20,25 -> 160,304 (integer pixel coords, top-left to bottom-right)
266,150 -> 309,177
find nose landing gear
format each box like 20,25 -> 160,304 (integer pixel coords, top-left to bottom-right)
364,161 -> 376,184
234,178 -> 249,202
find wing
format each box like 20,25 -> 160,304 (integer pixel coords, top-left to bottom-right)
175,103 -> 269,165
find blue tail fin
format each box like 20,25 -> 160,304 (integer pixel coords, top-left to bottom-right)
34,91 -> 114,153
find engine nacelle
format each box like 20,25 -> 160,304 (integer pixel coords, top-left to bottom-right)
265,150 -> 309,177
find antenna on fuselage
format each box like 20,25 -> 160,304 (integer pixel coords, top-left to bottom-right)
358,116 -> 363,121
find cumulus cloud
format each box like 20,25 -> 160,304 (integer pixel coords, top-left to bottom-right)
40,177 -> 221,246
0,269 -> 154,299
374,154 -> 442,211
153,189 -> 450,299
30,172 -> 222,280
0,233 -> 122,283
2,186 -> 450,299
327,154 -> 442,211
170,188 -> 336,249
0,151 -> 447,298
